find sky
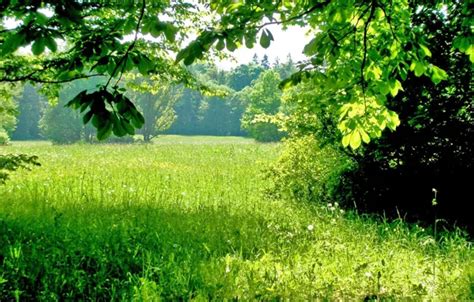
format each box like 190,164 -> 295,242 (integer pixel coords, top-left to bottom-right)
216,24 -> 310,70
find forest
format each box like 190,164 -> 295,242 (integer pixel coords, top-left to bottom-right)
0,0 -> 473,300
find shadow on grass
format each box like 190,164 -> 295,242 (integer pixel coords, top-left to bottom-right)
0,202 -> 277,300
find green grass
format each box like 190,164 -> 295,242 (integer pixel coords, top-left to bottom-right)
1,136 -> 473,300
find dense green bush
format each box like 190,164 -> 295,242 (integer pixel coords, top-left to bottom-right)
265,135 -> 355,203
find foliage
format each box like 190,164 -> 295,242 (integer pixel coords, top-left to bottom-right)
265,135 -> 355,203
40,96 -> 83,144
181,0 -> 473,149
126,75 -> 183,142
11,84 -> 45,141
0,83 -> 20,144
2,1 -> 471,145
1,1 -> 201,138
0,139 -> 472,300
0,154 -> 40,184
240,70 -> 285,142
334,3 -> 474,229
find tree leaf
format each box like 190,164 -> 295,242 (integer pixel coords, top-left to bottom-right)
260,30 -> 271,49
44,36 -> 57,52
215,38 -> 225,51
31,38 -> 46,55
419,44 -> 432,57
389,79 -> 403,97
350,130 -> 361,149
430,65 -> 448,85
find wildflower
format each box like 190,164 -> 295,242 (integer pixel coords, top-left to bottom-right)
307,224 -> 314,231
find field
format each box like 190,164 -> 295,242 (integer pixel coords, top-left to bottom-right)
0,136 -> 473,300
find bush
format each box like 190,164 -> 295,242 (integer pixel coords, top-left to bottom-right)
243,121 -> 284,143
0,129 -> 10,145
265,135 -> 355,203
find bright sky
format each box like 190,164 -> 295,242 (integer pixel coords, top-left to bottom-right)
216,25 -> 310,70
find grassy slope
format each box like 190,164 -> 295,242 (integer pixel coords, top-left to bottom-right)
0,137 -> 473,300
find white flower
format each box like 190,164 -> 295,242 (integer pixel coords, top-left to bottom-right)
307,224 -> 314,231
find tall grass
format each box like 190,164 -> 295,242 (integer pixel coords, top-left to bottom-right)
0,137 -> 472,300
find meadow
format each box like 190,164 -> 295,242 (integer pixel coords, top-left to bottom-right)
0,136 -> 473,300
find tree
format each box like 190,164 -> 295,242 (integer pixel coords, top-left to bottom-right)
268,1 -> 474,229
226,63 -> 263,91
40,97 -> 83,144
12,84 -> 45,140
127,76 -> 183,142
337,2 -> 474,228
0,83 -> 20,144
166,88 -> 202,135
241,70 -> 285,142
261,54 -> 270,69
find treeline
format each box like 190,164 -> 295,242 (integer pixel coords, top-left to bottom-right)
6,54 -> 295,144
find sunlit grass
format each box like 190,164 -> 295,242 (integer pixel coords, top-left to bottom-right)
0,137 -> 472,300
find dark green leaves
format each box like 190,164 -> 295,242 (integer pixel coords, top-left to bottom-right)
176,31 -> 218,65
142,17 -> 177,42
66,87 -> 144,140
260,29 -> 273,49
1,33 -> 26,55
31,38 -> 46,56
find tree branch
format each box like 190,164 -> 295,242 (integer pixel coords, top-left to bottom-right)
0,73 -> 104,84
105,0 -> 146,89
361,0 -> 377,93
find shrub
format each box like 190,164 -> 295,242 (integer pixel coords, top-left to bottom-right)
264,135 -> 355,203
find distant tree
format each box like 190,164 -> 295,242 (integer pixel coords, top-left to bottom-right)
241,70 -> 284,142
127,77 -> 183,142
226,63 -> 263,91
12,84 -> 45,140
40,97 -> 83,144
166,88 -> 202,135
261,54 -> 271,69
275,54 -> 297,80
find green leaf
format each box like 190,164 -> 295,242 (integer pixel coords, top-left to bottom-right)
31,38 -> 46,55
226,38 -> 237,51
360,128 -> 370,144
389,79 -> 403,97
350,130 -> 361,149
44,36 -> 57,52
342,133 -> 351,147
430,65 -> 448,85
97,120 -> 113,140
410,61 -> 426,77
164,23 -> 178,42
260,30 -> 271,49
215,39 -> 225,51
138,56 -> 153,75
83,111 -> 94,124
2,33 -> 25,55
419,44 -> 432,57
467,45 -> 474,63
303,37 -> 318,56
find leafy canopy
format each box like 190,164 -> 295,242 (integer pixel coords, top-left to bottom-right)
1,0 -> 472,148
